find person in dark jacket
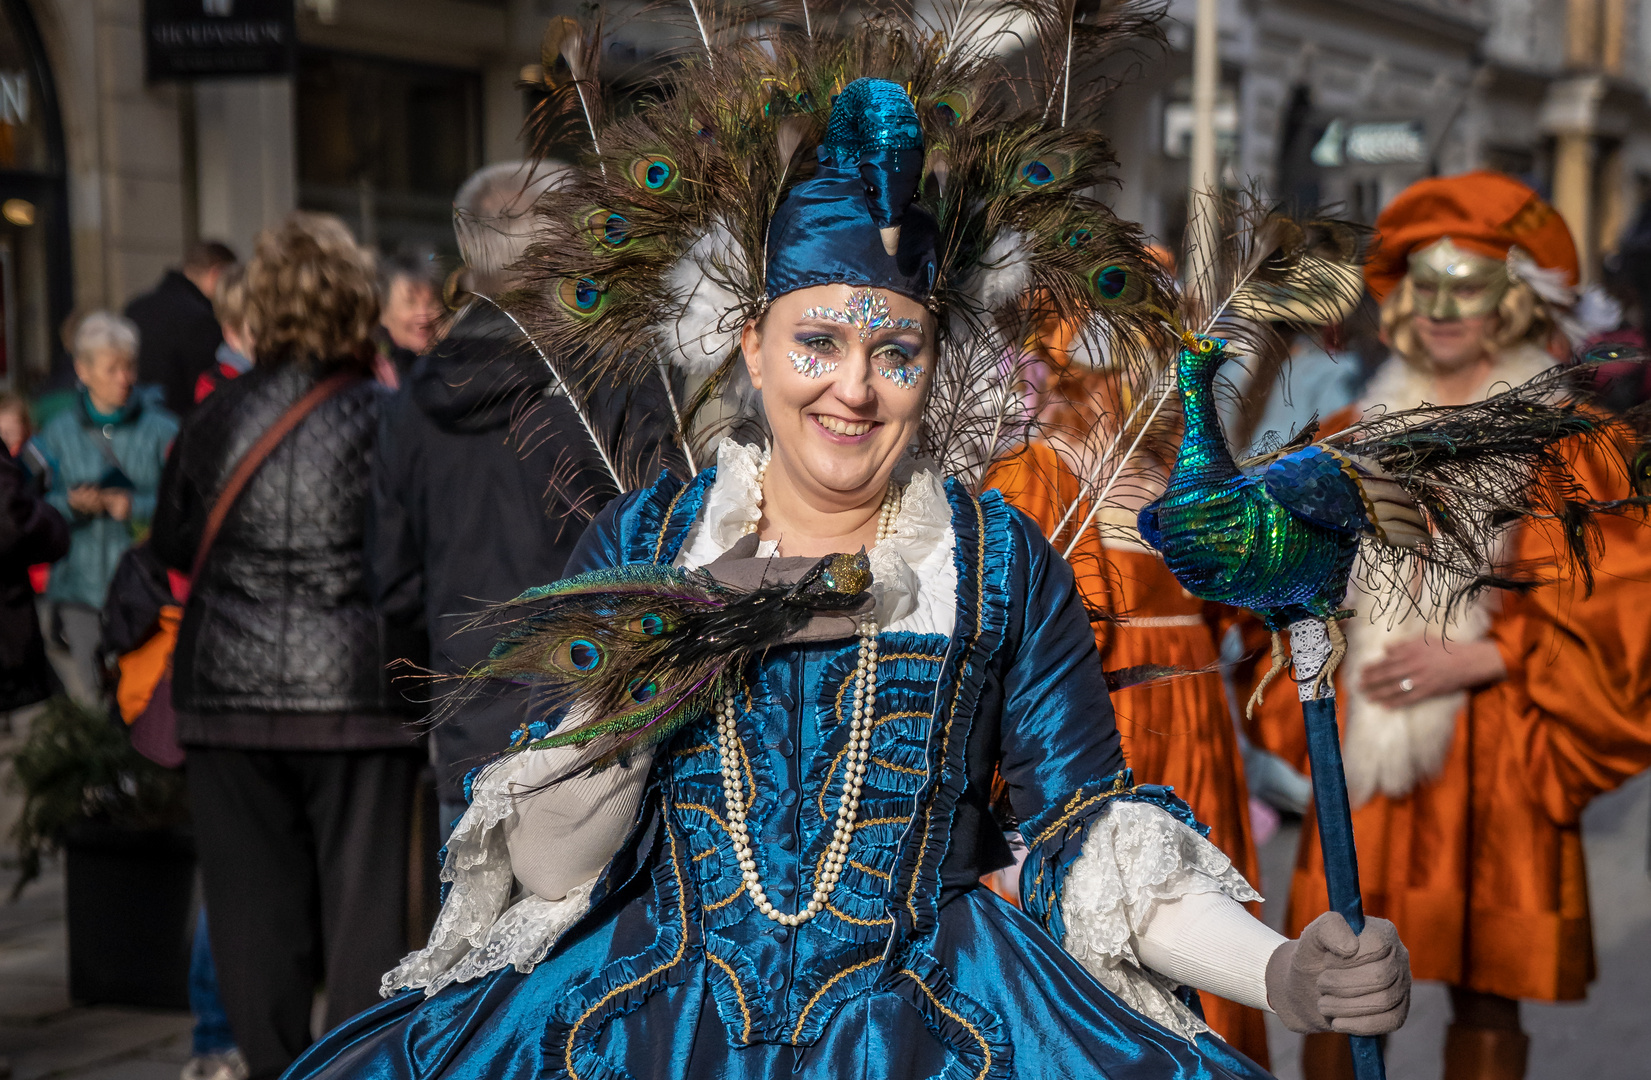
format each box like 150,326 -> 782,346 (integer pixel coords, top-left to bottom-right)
0,439 -> 68,715
372,161 -> 674,831
126,240 -> 237,418
151,213 -> 421,1080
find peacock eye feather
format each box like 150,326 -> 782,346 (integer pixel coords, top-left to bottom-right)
628,612 -> 668,636
627,677 -> 659,703
554,638 -> 603,673
1018,150 -> 1073,188
930,91 -> 969,126
1063,226 -> 1094,248
558,277 -> 608,317
630,155 -> 680,193
1093,265 -> 1128,300
586,209 -> 631,249
1021,160 -> 1055,186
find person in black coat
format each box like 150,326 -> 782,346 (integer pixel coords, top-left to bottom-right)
150,214 -> 421,1080
125,240 -> 237,419
371,161 -> 673,828
0,441 -> 68,714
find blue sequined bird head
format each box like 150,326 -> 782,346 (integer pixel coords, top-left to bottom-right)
1177,332 -> 1231,379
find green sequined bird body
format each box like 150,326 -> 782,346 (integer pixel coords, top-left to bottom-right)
475,552 -> 872,769
1139,337 -> 1366,630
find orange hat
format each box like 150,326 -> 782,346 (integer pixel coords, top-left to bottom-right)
1364,170 -> 1579,303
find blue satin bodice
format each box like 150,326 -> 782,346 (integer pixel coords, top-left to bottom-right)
282,466 -> 1273,1080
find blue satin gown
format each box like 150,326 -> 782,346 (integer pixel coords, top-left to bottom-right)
283,468 -> 1273,1080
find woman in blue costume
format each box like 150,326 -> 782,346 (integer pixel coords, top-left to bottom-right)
284,20 -> 1412,1080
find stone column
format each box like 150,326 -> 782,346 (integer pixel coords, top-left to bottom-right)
193,77 -> 297,261
1542,75 -> 1606,282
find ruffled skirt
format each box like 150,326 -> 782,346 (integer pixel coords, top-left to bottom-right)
283,886 -> 1271,1080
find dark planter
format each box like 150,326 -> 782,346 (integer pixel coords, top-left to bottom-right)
62,823 -> 195,1009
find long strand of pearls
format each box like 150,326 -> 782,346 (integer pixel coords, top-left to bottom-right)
716,449 -> 900,926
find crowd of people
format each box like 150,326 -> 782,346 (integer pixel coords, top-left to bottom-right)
1,131 -> 1648,1080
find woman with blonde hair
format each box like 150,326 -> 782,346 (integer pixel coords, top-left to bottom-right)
151,211 -> 423,1080
1246,171 -> 1651,1080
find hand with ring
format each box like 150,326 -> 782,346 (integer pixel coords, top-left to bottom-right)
1359,637 -> 1507,708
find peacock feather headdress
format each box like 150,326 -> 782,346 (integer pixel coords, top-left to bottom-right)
501,0 -> 1177,483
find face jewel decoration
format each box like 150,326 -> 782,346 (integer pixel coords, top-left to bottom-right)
803,289 -> 923,343
877,358 -> 924,390
789,350 -> 836,378
1406,237 -> 1511,320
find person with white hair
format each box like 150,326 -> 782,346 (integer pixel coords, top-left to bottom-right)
28,309 -> 178,700
370,160 -> 674,832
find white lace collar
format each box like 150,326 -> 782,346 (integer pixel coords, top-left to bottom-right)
673,440 -> 958,636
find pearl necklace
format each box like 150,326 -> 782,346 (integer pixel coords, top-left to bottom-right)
716,451 -> 901,926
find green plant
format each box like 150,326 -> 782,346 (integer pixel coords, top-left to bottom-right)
5,695 -> 187,897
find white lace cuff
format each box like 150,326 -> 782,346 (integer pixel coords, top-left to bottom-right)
387,878 -> 597,998
1057,800 -> 1262,1042
381,747 -> 614,998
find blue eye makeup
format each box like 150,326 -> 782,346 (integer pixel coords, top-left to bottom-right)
790,289 -> 925,384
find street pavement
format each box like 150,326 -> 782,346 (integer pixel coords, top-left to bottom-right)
0,866 -> 192,1079
1,770 -> 1646,1078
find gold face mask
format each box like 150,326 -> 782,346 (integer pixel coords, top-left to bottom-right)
1406,237 -> 1510,321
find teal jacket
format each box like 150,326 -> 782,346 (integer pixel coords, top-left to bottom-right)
30,390 -> 178,609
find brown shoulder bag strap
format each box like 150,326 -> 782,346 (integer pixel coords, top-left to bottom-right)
190,372 -> 366,581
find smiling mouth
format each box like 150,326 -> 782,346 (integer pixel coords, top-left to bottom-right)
813,414 -> 876,437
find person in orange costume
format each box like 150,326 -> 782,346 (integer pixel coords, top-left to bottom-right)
1244,171 -> 1651,1080
988,350 -> 1271,1070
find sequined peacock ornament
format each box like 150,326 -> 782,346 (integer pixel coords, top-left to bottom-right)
1138,327 -> 1645,1080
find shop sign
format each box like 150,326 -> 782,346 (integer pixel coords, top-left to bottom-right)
144,0 -> 296,80
1311,120 -> 1428,167
0,72 -> 25,126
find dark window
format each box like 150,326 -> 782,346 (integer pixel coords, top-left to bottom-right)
295,48 -> 481,256
0,0 -> 68,391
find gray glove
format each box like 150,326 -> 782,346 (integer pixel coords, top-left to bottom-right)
1265,912 -> 1411,1036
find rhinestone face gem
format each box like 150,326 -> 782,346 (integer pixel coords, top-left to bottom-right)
789,350 -> 836,378
801,289 -> 922,343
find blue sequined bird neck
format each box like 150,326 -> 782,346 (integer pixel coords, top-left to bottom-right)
1164,338 -> 1240,496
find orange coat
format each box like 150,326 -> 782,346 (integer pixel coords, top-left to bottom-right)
1244,408 -> 1651,1001
989,443 -> 1270,1066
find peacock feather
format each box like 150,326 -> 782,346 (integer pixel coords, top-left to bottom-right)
466,551 -> 872,772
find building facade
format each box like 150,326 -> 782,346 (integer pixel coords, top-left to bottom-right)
1104,0 -> 1651,282
0,0 -> 1645,391
2,0 -> 584,392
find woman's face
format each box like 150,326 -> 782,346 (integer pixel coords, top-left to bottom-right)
0,407 -> 27,455
1411,311 -> 1496,372
742,284 -> 934,505
75,347 -> 137,413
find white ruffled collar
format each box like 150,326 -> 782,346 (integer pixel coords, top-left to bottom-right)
1360,342 -> 1554,414
674,440 -> 957,635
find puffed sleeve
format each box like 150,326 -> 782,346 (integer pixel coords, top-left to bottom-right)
1494,449 -> 1651,827
993,509 -> 1267,1043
